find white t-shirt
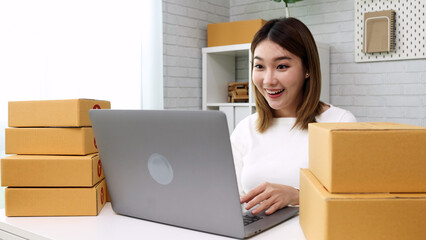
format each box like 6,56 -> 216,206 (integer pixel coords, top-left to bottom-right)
230,105 -> 356,196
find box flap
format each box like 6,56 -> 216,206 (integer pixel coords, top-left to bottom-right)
2,153 -> 97,161
301,169 -> 426,200
310,122 -> 426,131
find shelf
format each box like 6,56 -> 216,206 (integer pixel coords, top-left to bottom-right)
202,44 -> 254,133
202,43 -> 251,55
206,103 -> 254,107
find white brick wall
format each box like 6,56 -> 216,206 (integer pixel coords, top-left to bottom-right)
163,0 -> 229,109
162,0 -> 426,126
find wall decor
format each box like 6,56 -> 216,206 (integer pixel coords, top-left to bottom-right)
355,0 -> 426,62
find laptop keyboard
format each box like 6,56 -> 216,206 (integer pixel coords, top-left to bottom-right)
243,214 -> 263,226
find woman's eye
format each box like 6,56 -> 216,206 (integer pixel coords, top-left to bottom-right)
254,64 -> 263,69
277,64 -> 288,70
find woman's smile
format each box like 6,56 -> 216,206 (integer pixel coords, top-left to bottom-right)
265,88 -> 285,98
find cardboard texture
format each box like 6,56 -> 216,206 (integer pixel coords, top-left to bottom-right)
5,127 -> 97,155
207,19 -> 266,47
363,10 -> 395,53
309,122 -> 426,193
5,179 -> 106,217
8,99 -> 111,127
1,154 -> 104,187
299,169 -> 426,240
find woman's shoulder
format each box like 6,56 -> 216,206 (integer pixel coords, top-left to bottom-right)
316,104 -> 357,123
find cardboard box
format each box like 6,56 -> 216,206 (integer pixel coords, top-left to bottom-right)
5,179 -> 106,216
8,99 -> 110,127
1,154 -> 104,187
309,122 -> 426,193
299,169 -> 426,240
5,127 -> 97,155
207,19 -> 266,47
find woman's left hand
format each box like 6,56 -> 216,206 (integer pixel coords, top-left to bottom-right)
240,182 -> 299,215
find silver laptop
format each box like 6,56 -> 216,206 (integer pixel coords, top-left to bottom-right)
89,109 -> 298,239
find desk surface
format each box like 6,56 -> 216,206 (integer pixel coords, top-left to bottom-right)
0,203 -> 307,240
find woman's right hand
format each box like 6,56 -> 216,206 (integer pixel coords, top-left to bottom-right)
240,182 -> 299,215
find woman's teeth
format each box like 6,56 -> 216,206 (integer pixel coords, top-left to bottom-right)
266,89 -> 285,95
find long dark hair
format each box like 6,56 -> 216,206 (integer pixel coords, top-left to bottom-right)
251,17 -> 325,132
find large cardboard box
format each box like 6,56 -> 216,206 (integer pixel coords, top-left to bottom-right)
1,154 -> 104,187
309,122 -> 426,193
299,169 -> 426,240
207,19 -> 266,47
8,99 -> 110,127
5,179 -> 106,216
5,127 -> 97,155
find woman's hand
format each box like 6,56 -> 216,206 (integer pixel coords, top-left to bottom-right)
240,182 -> 299,215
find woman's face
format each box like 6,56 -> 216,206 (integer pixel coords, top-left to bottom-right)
252,40 -> 308,117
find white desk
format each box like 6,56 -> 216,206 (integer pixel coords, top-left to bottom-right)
0,203 -> 307,240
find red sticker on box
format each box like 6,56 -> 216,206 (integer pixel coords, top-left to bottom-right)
94,138 -> 98,149
97,159 -> 102,177
101,187 -> 104,205
93,104 -> 101,109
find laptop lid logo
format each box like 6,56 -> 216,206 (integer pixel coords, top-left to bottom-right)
147,153 -> 174,185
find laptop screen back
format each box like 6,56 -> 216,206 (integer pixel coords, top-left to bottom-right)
90,110 -> 245,238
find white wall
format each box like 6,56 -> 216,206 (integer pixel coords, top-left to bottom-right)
0,0 -> 151,151
0,0 -> 155,208
142,1 -> 164,110
0,0 -> 144,108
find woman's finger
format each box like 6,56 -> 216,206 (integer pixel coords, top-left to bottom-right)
245,191 -> 271,210
240,182 -> 267,203
250,198 -> 271,215
265,202 -> 281,215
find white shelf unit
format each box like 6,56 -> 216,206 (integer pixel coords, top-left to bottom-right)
317,42 -> 330,104
202,43 -> 329,133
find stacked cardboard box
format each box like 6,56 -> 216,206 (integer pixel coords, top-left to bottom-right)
207,19 -> 266,47
2,99 -> 110,216
300,122 -> 426,240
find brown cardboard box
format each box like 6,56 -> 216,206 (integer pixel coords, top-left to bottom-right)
5,127 -> 97,155
299,169 -> 426,240
5,179 -> 106,216
1,154 -> 104,187
8,99 -> 110,127
309,122 -> 426,193
207,19 -> 266,47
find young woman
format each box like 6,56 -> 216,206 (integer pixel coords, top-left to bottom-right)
230,18 -> 356,216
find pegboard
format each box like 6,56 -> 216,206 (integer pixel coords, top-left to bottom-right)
355,0 -> 426,62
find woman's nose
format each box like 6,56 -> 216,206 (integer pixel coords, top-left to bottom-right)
263,69 -> 277,85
